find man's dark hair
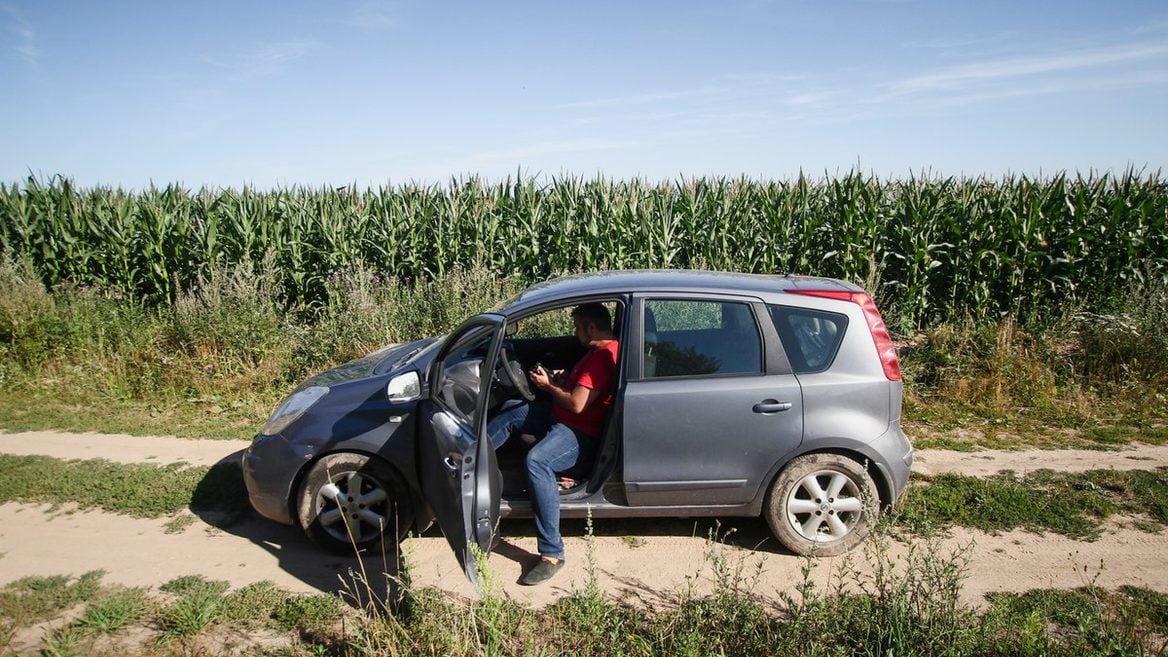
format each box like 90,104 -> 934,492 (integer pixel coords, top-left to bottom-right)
572,303 -> 612,333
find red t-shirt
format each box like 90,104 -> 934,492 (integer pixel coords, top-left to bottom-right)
552,340 -> 619,437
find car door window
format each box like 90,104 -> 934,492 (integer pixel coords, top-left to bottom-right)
643,299 -> 763,378
435,329 -> 493,426
768,305 -> 848,373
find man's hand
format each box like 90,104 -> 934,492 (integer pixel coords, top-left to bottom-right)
528,365 -> 552,390
529,365 -> 600,414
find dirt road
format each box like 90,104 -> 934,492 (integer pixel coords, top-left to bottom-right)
1,430 -> 1166,607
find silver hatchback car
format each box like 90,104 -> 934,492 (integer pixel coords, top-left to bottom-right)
243,270 -> 912,579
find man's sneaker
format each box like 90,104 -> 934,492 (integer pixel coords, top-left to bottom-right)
557,476 -> 577,490
520,557 -> 564,585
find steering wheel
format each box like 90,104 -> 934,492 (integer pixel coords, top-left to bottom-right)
496,344 -> 536,401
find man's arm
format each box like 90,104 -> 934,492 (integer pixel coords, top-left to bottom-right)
529,368 -> 602,414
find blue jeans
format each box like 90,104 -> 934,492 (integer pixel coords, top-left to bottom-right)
486,400 -> 595,560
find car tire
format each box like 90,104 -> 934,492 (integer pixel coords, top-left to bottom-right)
296,453 -> 413,554
764,453 -> 879,557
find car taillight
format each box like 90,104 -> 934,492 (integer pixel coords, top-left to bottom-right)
785,289 -> 902,381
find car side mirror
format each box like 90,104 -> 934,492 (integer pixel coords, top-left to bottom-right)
386,371 -> 421,402
505,321 -> 519,337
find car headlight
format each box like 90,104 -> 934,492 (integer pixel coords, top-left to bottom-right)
262,386 -> 329,436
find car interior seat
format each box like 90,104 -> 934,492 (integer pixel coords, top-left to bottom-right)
717,303 -> 760,373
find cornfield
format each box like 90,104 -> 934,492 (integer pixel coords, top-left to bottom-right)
1,172 -> 1165,329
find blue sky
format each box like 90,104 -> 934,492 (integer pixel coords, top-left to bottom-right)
2,1 -> 1166,189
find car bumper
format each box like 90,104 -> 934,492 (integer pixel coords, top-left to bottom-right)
242,432 -> 311,526
868,424 -> 913,506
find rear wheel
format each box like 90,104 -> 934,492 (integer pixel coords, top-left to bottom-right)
764,453 -> 879,556
296,453 -> 413,554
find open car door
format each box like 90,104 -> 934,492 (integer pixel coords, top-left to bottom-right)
417,314 -> 505,584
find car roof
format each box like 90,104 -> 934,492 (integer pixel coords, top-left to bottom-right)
499,269 -> 862,312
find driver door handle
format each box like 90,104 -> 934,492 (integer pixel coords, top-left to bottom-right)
753,400 -> 793,414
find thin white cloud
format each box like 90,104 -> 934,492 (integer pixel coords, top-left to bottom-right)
203,41 -> 316,78
718,71 -> 808,85
1,2 -> 40,66
893,41 -> 1168,92
784,90 -> 837,107
901,32 -> 1016,51
557,86 -> 726,110
457,138 -> 635,167
900,68 -> 1168,109
348,0 -> 399,30
569,111 -> 690,126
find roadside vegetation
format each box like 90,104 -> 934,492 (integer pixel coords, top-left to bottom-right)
2,529 -> 1167,656
1,247 -> 1165,446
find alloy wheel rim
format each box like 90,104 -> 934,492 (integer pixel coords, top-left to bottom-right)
316,472 -> 391,543
785,469 -> 864,543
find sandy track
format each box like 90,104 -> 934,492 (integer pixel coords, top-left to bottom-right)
0,501 -> 1163,608
1,430 -> 1167,607
912,444 -> 1168,476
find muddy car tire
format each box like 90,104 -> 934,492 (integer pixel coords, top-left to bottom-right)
297,453 -> 413,554
765,453 -> 879,557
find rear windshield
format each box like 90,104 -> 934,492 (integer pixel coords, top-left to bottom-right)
767,305 -> 848,374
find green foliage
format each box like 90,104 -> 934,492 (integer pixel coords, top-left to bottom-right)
986,585 -> 1168,655
6,556 -> 1168,656
273,594 -> 343,634
0,571 -> 103,625
75,587 -> 151,634
0,254 -> 514,439
901,280 -> 1168,440
3,172 -> 1166,330
219,580 -> 288,626
0,455 -> 226,518
158,575 -> 230,640
39,625 -> 84,657
896,467 -> 1168,538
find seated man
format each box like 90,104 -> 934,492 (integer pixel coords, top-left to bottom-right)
486,302 -> 619,585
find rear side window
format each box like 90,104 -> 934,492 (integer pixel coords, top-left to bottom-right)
643,299 -> 763,378
768,305 -> 848,374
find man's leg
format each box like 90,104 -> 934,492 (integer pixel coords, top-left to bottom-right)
524,423 -> 591,561
486,400 -> 551,450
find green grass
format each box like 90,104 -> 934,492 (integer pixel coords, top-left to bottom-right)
895,467 -> 1168,539
219,580 -> 290,627
272,594 -> 344,634
986,586 -> 1168,654
0,571 -> 103,625
0,573 -> 348,654
3,543 -> 1168,656
0,381 -> 276,439
75,587 -> 152,634
0,455 -> 250,521
158,578 -> 228,640
349,529 -> 1168,657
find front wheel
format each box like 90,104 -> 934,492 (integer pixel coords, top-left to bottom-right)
296,453 -> 413,554
764,453 -> 879,556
